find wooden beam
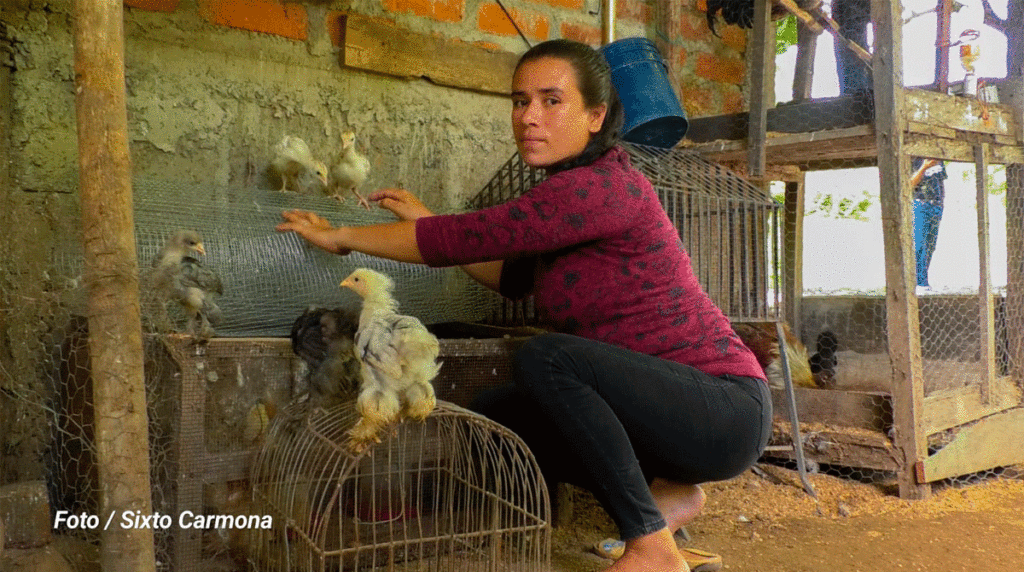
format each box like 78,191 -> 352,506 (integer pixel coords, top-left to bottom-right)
872,0 -> 930,499
783,175 -> 805,334
905,133 -> 1024,164
746,0 -> 773,179
975,144 -> 996,404
72,0 -> 156,569
769,422 -> 899,471
792,17 -> 818,101
341,15 -> 519,95
918,407 -> 1024,482
1007,163 -> 1024,386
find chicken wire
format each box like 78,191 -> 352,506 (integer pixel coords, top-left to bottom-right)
249,399 -> 551,572
45,180 -> 499,339
469,142 -> 782,326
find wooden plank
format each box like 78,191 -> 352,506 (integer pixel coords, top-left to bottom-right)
685,94 -> 875,143
906,89 -> 1018,137
905,134 -> 1024,164
776,0 -> 823,34
906,121 -> 958,140
872,0 -> 930,499
771,387 -> 892,431
922,376 -> 1021,434
342,15 -> 518,95
975,144 -> 996,404
768,422 -> 899,471
746,0 -> 773,178
919,407 -> 1024,482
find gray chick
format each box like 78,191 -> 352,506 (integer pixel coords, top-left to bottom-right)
149,230 -> 224,339
291,306 -> 361,409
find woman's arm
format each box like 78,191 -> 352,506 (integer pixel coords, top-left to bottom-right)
460,261 -> 504,291
910,159 -> 939,188
276,189 -> 505,292
276,210 -> 424,262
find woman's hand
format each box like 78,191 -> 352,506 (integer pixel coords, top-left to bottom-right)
370,188 -> 435,221
276,209 -> 351,255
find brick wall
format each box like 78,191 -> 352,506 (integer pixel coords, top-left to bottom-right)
122,0 -> 748,119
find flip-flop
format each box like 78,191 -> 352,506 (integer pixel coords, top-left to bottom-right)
592,538 -> 723,572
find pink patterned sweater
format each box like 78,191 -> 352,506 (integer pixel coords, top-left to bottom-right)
415,147 -> 766,381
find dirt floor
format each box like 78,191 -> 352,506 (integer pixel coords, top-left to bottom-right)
551,465 -> 1024,572
4,464 -> 1022,571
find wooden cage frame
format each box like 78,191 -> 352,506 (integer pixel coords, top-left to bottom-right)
682,0 -> 1024,498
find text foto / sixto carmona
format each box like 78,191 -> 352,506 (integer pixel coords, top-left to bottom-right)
53,510 -> 273,530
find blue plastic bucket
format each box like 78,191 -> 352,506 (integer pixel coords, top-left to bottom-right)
600,37 -> 688,148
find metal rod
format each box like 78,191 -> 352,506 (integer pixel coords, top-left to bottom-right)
496,0 -> 532,50
602,0 -> 616,45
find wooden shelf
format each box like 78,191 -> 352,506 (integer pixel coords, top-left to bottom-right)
680,88 -> 1024,174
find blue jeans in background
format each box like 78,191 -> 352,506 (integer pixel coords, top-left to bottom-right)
913,200 -> 943,287
471,332 -> 771,541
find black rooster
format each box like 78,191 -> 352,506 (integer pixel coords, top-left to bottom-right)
705,0 -> 792,36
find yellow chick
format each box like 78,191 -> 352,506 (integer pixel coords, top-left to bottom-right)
340,268 -> 441,451
271,135 -> 329,193
329,131 -> 372,209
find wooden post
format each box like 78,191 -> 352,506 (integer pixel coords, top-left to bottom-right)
934,0 -> 952,93
747,0 -> 773,179
974,144 -> 995,404
72,0 -> 156,570
871,0 -> 930,499
1008,163 -> 1024,387
792,22 -> 817,101
783,175 -> 805,335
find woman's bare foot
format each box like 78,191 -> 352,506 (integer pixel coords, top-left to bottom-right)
650,479 -> 705,532
605,527 -> 688,572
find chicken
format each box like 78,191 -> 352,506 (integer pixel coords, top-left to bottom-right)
271,135 -> 329,193
340,268 -> 442,451
705,0 -> 791,36
329,131 -> 372,209
290,306 -> 362,408
147,230 -> 224,339
243,398 -> 277,444
809,330 -> 839,389
733,322 -> 814,389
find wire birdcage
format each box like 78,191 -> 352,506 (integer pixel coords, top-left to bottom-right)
468,143 -> 781,326
248,400 -> 551,572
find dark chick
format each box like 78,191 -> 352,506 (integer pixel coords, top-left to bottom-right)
148,230 -> 223,339
291,306 -> 362,407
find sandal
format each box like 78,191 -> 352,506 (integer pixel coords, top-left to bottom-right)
592,538 -> 723,572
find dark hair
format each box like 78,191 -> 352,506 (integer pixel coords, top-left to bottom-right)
515,39 -> 624,173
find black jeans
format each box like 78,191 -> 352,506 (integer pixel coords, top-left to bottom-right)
472,333 -> 772,541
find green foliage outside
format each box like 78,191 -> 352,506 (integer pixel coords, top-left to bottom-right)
776,16 -> 800,55
771,183 -> 876,221
962,165 -> 1008,198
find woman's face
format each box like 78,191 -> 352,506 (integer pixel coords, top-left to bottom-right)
511,57 -> 607,169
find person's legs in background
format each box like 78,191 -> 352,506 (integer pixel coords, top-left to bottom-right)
833,0 -> 873,94
913,199 -> 944,288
